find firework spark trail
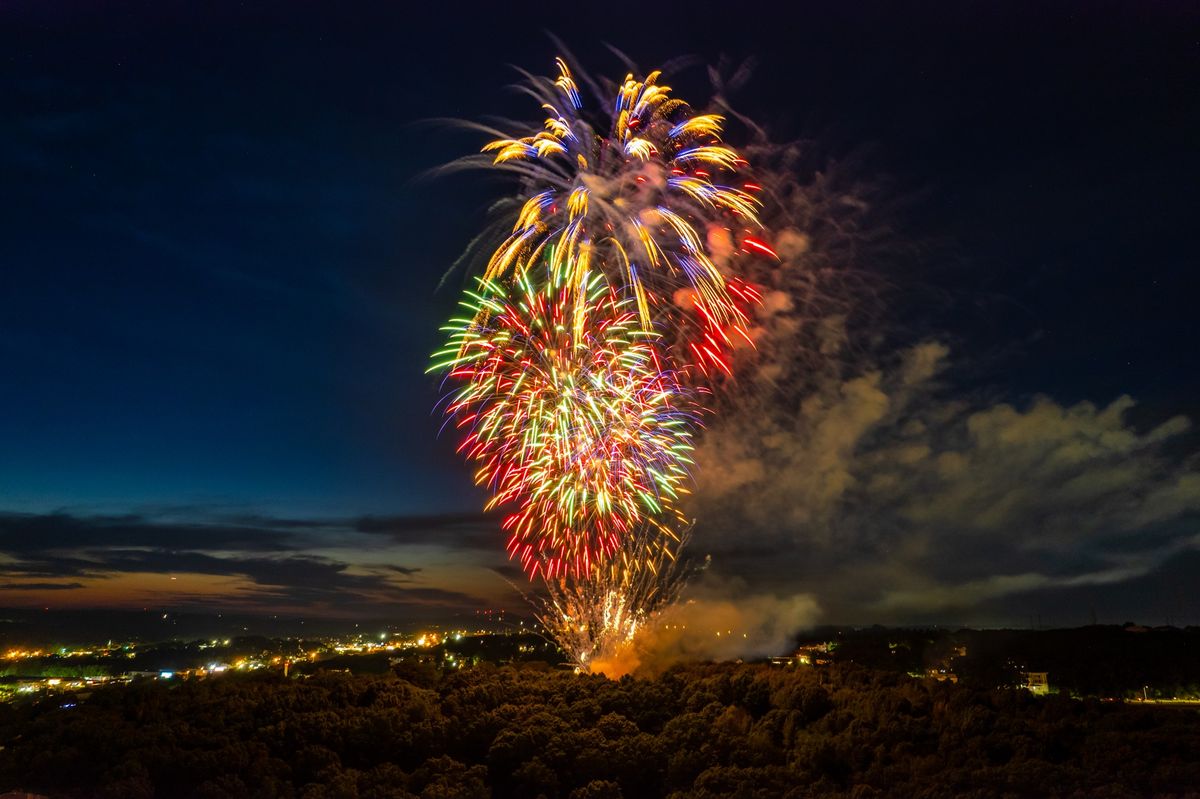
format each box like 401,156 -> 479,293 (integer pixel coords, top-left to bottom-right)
533,524 -> 697,671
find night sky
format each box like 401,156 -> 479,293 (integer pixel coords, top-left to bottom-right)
2,2 -> 1197,629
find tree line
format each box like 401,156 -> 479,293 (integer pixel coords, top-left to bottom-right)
1,660 -> 1198,798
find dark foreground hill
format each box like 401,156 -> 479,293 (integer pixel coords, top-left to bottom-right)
2,662 -> 1198,799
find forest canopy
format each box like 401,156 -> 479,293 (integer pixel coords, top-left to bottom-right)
3,661 -> 1199,798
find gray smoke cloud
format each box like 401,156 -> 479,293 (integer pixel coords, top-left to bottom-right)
590,578 -> 821,678
690,336 -> 1200,624
683,78 -> 1200,626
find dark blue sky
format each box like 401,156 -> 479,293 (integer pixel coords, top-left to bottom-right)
1,2 -> 1197,625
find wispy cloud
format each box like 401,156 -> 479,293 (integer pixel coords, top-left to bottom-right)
0,509 -> 504,617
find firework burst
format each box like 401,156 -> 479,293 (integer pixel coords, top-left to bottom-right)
431,264 -> 696,580
456,58 -> 775,376
432,57 -> 779,666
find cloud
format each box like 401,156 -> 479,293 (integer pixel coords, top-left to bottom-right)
694,341 -> 947,534
489,563 -> 527,582
353,512 -> 501,550
0,511 -> 301,554
0,509 -> 504,563
386,565 -> 423,576
679,132 -> 1200,626
0,510 -> 497,617
873,529 -> 1200,616
691,340 -> 1200,625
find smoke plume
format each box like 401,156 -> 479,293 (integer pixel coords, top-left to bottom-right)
590,580 -> 820,678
